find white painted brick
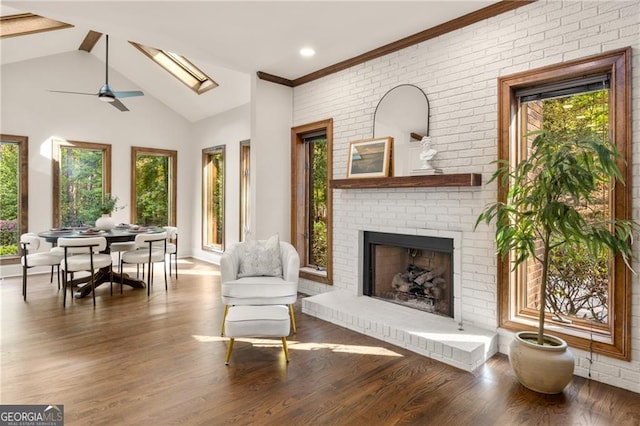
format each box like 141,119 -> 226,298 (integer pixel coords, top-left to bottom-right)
293,0 -> 640,394
580,30 -> 621,49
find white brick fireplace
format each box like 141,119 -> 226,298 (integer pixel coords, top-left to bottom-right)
303,226 -> 498,371
295,0 -> 639,391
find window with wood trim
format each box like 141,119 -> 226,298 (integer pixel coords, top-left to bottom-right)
202,145 -> 225,252
52,139 -> 111,228
0,134 -> 28,264
239,140 -> 250,241
497,48 -> 631,360
129,41 -> 218,95
131,147 -> 177,226
0,13 -> 72,39
291,119 -> 333,284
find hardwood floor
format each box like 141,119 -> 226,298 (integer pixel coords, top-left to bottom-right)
2,258 -> 639,425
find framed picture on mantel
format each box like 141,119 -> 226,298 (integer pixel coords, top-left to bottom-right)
346,136 -> 393,179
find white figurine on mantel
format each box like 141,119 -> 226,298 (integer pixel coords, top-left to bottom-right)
419,136 -> 437,169
413,136 -> 442,175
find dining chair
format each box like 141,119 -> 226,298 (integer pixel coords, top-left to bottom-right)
58,236 -> 112,307
121,232 -> 168,296
163,226 -> 178,278
109,241 -> 136,294
19,233 -> 64,301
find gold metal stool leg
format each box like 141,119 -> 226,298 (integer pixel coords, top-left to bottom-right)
289,304 -> 297,333
281,337 -> 290,362
224,338 -> 235,365
221,305 -> 229,336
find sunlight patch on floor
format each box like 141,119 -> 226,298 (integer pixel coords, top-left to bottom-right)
287,341 -> 403,357
192,335 -> 403,357
165,268 -> 219,277
172,259 -> 220,276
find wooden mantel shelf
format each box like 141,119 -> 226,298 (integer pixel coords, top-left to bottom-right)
330,173 -> 482,189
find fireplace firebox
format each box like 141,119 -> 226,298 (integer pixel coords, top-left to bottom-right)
363,231 -> 454,318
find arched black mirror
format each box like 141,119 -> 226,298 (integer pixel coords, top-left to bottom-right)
373,84 -> 429,176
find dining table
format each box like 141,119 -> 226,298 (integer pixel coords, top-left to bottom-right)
38,226 -> 165,298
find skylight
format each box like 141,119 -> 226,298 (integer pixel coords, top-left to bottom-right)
0,13 -> 72,38
129,41 -> 217,95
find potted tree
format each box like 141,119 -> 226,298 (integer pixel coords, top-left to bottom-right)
475,129 -> 636,394
95,194 -> 121,231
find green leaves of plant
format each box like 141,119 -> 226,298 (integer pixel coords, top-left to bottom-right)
475,129 -> 638,343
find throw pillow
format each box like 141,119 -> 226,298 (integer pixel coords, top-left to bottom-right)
238,234 -> 283,277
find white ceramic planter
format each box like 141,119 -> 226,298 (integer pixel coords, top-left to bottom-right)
95,214 -> 116,231
508,331 -> 575,394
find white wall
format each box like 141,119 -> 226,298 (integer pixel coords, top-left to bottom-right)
292,0 -> 639,393
190,103 -> 251,264
250,76 -> 293,240
187,77 -> 294,265
0,50 -> 192,276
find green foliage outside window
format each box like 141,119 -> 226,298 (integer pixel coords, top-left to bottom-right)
0,143 -> 19,255
535,89 -> 612,325
59,147 -> 104,227
310,138 -> 327,268
135,154 -> 169,226
210,151 -> 224,247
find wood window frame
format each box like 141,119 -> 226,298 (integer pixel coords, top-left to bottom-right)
52,139 -> 111,228
497,48 -> 632,360
202,145 -> 225,252
130,146 -> 178,226
0,134 -> 28,265
129,41 -> 218,95
291,119 -> 333,284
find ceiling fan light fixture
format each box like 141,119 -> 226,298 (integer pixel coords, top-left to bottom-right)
98,83 -> 115,101
48,34 -> 142,111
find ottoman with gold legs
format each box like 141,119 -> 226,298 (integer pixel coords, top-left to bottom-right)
223,305 -> 291,365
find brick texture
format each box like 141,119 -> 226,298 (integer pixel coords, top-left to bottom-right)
294,0 -> 640,393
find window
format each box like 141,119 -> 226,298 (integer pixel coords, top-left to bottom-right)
291,119 -> 333,284
129,42 -> 218,95
0,13 -> 72,39
202,145 -> 225,251
497,48 -> 631,359
239,140 -> 250,241
0,134 -> 27,264
53,139 -> 111,228
131,147 -> 177,226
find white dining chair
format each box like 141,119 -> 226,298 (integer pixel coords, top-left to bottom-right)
163,226 -> 178,278
19,233 -> 64,301
109,241 -> 136,294
58,236 -> 112,307
121,232 -> 167,296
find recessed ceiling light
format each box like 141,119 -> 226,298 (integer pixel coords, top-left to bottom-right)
299,47 -> 315,57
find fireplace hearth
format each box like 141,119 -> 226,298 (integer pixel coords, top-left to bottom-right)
363,231 -> 454,318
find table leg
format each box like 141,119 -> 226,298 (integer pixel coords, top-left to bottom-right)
73,266 -> 146,298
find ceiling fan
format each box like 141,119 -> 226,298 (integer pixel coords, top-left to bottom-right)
50,34 -> 143,111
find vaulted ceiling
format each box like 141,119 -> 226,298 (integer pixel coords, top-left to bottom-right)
1,1 -> 505,123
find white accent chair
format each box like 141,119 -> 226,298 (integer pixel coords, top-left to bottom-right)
121,232 -> 168,296
19,233 -> 64,301
58,236 -> 112,307
220,237 -> 299,336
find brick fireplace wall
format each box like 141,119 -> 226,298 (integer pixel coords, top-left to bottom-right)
292,0 -> 639,393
